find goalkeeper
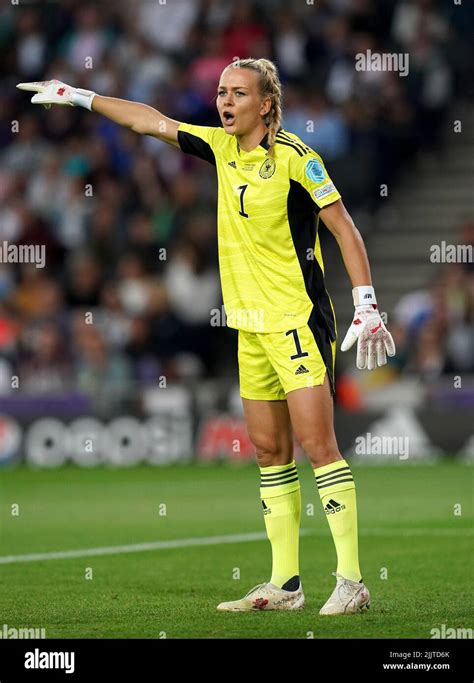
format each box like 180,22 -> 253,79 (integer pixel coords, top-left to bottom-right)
18,64 -> 395,615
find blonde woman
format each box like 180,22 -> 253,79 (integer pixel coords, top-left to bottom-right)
18,58 -> 394,615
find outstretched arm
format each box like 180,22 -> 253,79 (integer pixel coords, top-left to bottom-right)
91,95 -> 181,147
16,79 -> 181,147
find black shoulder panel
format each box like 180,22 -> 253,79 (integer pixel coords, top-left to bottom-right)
177,130 -> 216,166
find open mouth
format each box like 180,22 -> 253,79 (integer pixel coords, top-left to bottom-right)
223,111 -> 235,125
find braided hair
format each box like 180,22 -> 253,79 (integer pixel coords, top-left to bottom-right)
225,58 -> 282,156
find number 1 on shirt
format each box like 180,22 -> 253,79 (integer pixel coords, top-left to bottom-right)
237,184 -> 249,218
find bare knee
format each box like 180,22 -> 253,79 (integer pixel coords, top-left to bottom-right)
299,436 -> 341,469
251,433 -> 293,468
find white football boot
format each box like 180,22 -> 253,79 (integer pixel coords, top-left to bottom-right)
217,581 -> 305,612
319,572 -> 371,615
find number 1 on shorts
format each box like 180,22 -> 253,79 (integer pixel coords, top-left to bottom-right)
286,329 -> 309,360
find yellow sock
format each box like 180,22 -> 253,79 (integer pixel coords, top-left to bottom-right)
314,459 -> 362,583
259,460 -> 301,589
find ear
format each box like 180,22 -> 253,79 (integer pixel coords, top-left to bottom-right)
260,96 -> 272,117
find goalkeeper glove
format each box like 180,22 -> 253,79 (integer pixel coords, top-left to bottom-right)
16,79 -> 96,111
341,285 -> 396,370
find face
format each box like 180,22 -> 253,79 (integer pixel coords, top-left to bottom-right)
216,67 -> 271,136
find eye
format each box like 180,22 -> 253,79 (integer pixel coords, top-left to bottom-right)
217,90 -> 246,97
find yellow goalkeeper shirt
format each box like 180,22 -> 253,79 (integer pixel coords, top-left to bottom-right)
177,124 -> 341,337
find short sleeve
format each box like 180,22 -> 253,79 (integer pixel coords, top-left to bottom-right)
177,123 -> 224,166
289,151 -> 341,209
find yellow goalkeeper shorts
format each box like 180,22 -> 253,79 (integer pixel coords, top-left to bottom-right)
238,319 -> 336,401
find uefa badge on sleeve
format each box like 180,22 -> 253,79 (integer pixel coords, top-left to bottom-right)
305,158 -> 326,183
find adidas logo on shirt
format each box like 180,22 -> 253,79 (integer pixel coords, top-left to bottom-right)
324,498 -> 346,514
295,364 -> 309,375
228,161 -> 237,168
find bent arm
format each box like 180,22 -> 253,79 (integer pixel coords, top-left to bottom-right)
91,95 -> 181,147
319,199 -> 372,287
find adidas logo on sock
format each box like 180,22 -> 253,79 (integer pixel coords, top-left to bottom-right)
295,364 -> 309,375
324,498 -> 346,515
262,499 -> 271,515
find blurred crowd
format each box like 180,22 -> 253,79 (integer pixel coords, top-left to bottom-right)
392,222 -> 474,381
0,0 -> 472,396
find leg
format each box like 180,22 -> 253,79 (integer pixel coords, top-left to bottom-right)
285,374 -> 341,469
217,330 -> 304,610
216,399 -> 304,611
286,376 -> 362,583
252,323 -> 369,613
243,398 -> 301,591
242,398 -> 293,468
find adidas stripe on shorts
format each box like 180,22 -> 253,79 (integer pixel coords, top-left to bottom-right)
238,319 -> 336,400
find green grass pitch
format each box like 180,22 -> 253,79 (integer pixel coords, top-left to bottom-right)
0,461 -> 472,638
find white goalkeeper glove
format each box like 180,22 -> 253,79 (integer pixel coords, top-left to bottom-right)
16,79 -> 96,111
341,286 -> 396,370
